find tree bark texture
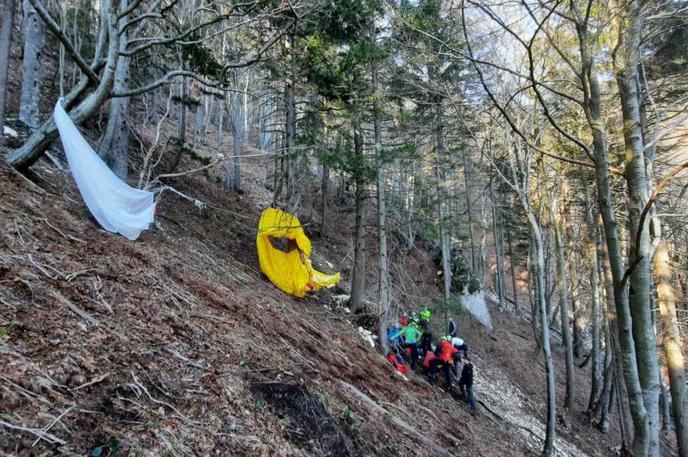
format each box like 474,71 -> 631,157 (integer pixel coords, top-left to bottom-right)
653,240 -> 688,457
529,214 -> 556,457
554,220 -> 575,427
435,105 -> 451,302
374,68 -> 390,354
228,87 -> 243,193
586,215 -> 602,416
587,64 -> 649,456
613,3 -> 660,454
0,0 -> 17,142
18,0 -> 44,130
349,115 -> 366,314
97,0 -> 130,179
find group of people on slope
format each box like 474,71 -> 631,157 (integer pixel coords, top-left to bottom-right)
386,308 -> 476,410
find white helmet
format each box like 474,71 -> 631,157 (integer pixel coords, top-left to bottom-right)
452,337 -> 464,348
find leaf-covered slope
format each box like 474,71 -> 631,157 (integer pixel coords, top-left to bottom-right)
0,161 -> 620,457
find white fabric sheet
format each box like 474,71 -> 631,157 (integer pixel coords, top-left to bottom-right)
54,99 -> 155,240
460,290 -> 493,330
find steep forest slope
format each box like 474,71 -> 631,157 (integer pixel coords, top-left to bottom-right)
0,156 -> 627,457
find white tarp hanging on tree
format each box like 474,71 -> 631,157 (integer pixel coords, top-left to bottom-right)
53,99 -> 155,240
461,290 -> 493,330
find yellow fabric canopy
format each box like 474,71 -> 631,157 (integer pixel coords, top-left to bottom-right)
257,207 -> 340,297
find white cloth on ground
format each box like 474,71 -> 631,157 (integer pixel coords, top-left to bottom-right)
53,99 -> 155,240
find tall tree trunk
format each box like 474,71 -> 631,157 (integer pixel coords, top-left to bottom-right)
178,77 -> 187,144
587,63 -> 650,456
613,3 -> 660,454
320,164 -> 329,237
377,167 -> 390,352
569,251 -> 584,359
97,0 -> 130,179
0,0 -> 16,144
586,214 -> 602,416
201,94 -> 213,142
654,240 -> 688,457
217,98 -> 224,148
194,98 -> 203,146
659,369 -> 671,433
18,0 -> 44,130
230,116 -> 242,193
58,6 -> 65,96
597,215 -> 632,442
373,66 -> 389,353
554,219 -> 575,428
507,228 -> 519,312
350,114 -> 366,314
594,313 -> 614,432
491,179 -> 506,309
227,84 -> 244,193
528,213 -> 556,457
528,235 -> 543,354
284,70 -> 297,209
435,106 -> 451,302
463,147 -> 477,275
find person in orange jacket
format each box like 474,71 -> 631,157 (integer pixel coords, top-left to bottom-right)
428,336 -> 457,389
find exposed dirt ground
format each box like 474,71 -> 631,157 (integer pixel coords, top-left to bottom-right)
0,152 -> 647,457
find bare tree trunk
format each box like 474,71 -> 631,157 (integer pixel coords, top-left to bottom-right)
18,0 -> 44,130
7,0 -> 119,170
201,94 -> 213,142
528,214 -> 556,457
569,251 -> 584,359
435,107 -> 451,302
320,164 -> 329,237
529,235 -> 543,354
375,108 -> 389,354
226,84 -> 244,193
507,227 -> 519,312
97,0 -> 129,179
586,213 -> 602,416
230,116 -> 242,192
594,315 -> 614,432
283,34 -> 300,211
284,71 -> 297,208
490,179 -> 506,309
58,6 -> 65,97
588,65 -> 650,455
178,77 -> 188,144
194,97 -> 203,146
463,147 -> 477,274
654,240 -> 688,457
217,97 -> 224,148
350,114 -> 366,314
0,0 -> 17,143
613,3 -> 660,453
554,219 -> 575,428
659,368 -> 671,434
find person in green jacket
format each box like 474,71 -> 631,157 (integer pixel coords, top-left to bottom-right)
419,307 -> 433,353
400,321 -> 423,368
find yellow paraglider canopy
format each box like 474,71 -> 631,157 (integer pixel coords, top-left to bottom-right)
257,207 -> 340,297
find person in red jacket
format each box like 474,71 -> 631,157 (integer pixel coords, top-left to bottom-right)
428,336 -> 457,389
387,352 -> 409,374
422,348 -> 437,371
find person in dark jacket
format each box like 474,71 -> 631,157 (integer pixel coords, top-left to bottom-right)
458,358 -> 476,410
448,319 -> 457,338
